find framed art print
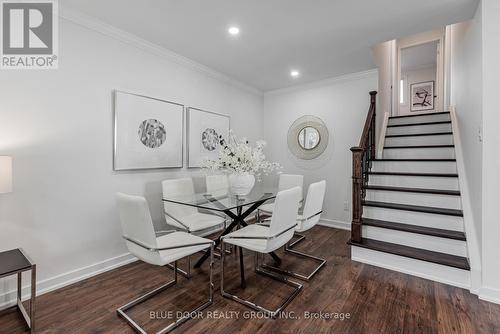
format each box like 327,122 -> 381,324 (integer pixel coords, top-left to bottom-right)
113,91 -> 184,170
410,81 -> 434,112
187,107 -> 230,168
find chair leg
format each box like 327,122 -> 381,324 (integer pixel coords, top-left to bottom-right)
166,255 -> 191,279
288,233 -> 306,248
117,245 -> 214,334
262,243 -> 327,281
221,243 -> 303,319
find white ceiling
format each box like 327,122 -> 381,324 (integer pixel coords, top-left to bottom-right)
61,0 -> 478,92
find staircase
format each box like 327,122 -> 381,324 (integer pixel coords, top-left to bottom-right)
349,107 -> 471,288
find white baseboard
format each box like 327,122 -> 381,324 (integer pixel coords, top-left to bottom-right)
479,287 -> 500,305
469,269 -> 482,295
0,252 -> 137,311
318,218 -> 351,230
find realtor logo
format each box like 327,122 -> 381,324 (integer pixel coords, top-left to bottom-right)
1,0 -> 58,69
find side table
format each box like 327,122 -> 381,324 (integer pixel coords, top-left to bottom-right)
0,248 -> 36,333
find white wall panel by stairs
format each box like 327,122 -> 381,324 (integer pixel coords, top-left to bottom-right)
386,123 -> 452,136
362,225 -> 467,256
362,206 -> 464,231
382,147 -> 456,159
372,160 -> 457,173
388,112 -> 451,125
368,175 -> 460,190
351,246 -> 471,289
365,190 -> 462,210
385,134 -> 454,146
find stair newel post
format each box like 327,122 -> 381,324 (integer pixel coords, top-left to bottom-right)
351,147 -> 364,243
351,91 -> 377,244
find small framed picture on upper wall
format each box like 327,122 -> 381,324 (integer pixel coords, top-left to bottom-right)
410,81 -> 435,112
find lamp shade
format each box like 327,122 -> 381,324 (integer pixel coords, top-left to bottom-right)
0,156 -> 12,193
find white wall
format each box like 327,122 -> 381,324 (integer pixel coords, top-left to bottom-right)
0,17 -> 263,303
371,40 -> 394,148
450,5 -> 483,266
400,66 -> 437,114
262,71 -> 378,229
481,0 -> 500,304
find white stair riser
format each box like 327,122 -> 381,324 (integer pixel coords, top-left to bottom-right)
372,161 -> 457,174
368,175 -> 460,191
386,123 -> 451,136
388,113 -> 451,125
363,206 -> 464,232
385,134 -> 454,146
362,226 -> 467,256
351,246 -> 470,289
365,190 -> 462,210
383,147 -> 455,159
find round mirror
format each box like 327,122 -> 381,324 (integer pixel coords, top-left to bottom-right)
288,115 -> 329,160
298,127 -> 320,150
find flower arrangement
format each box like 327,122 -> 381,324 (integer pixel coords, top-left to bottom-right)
201,130 -> 281,180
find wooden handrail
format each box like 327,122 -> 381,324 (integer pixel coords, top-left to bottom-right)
351,91 -> 377,243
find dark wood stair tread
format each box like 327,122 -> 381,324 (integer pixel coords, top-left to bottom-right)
363,200 -> 463,217
364,185 -> 460,196
372,158 -> 456,162
368,172 -> 458,177
386,132 -> 453,138
389,112 -> 450,119
362,218 -> 466,240
384,145 -> 455,149
387,121 -> 451,128
348,238 -> 470,270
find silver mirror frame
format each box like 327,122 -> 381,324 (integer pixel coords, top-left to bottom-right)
287,115 -> 329,160
297,126 -> 321,150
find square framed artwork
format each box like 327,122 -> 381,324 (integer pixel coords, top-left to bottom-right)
410,81 -> 434,112
113,91 -> 184,170
187,107 -> 230,168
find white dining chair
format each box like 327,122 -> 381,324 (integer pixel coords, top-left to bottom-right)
115,193 -> 214,334
162,177 -> 226,276
256,174 -> 304,222
205,174 -> 236,254
163,177 -> 226,233
262,180 -> 327,281
220,187 -> 303,318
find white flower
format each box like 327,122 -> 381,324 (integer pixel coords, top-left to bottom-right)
201,131 -> 281,180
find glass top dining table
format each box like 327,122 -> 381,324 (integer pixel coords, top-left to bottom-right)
162,184 -> 277,212
162,183 -> 280,288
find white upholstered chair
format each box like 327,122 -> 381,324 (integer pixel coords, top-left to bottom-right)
263,180 -> 327,281
257,174 -> 304,221
115,193 -> 214,334
220,187 -> 303,318
162,178 -> 226,276
162,178 -> 226,233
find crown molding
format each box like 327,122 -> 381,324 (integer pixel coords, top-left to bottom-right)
59,6 -> 263,96
264,68 -> 378,97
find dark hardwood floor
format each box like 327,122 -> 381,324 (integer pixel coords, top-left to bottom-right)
1,226 -> 499,334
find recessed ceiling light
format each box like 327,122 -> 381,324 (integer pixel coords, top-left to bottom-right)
228,26 -> 240,36
290,70 -> 300,78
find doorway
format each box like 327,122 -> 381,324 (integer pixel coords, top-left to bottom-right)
396,31 -> 444,116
